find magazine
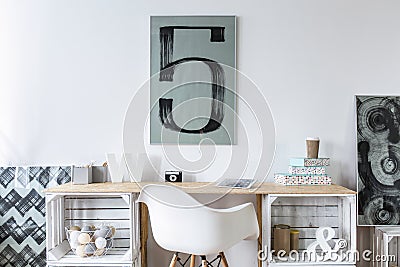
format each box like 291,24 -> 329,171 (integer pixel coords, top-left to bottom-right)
216,178 -> 256,189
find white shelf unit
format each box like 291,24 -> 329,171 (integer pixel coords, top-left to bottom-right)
372,227 -> 400,267
45,192 -> 139,267
262,194 -> 357,267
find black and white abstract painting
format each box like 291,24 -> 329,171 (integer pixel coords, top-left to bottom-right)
150,16 -> 236,144
357,96 -> 400,225
0,166 -> 71,266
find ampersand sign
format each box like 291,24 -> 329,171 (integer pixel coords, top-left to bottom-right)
307,227 -> 348,262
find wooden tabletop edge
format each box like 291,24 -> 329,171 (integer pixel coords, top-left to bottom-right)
43,182 -> 356,195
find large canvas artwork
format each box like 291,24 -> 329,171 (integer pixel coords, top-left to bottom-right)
150,16 -> 236,144
357,96 -> 400,225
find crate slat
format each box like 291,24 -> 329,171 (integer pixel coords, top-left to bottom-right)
271,216 -> 339,228
271,238 -> 341,250
272,197 -> 339,206
65,197 -> 128,209
64,219 -> 131,228
388,237 -> 398,266
271,227 -> 339,239
64,209 -> 130,220
271,206 -> 338,217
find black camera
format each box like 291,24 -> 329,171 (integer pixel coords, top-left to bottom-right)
165,171 -> 182,182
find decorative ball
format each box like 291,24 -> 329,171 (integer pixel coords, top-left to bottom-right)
95,237 -> 107,249
81,225 -> 91,232
76,245 -> 86,257
78,233 -> 91,244
106,238 -> 113,249
100,226 -> 113,238
70,226 -> 81,231
81,225 -> 95,233
69,231 -> 81,249
94,229 -> 108,239
84,243 -> 96,255
94,248 -> 105,256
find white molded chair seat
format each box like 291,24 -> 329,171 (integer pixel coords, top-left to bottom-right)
137,184 -> 259,257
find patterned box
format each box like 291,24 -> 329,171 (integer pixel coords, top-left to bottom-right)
274,173 -> 332,186
288,166 -> 326,175
289,158 -> 330,167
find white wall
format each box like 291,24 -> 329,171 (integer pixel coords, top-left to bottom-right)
2,0 -> 400,266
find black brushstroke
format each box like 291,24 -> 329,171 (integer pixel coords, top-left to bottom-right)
159,26 -> 225,81
157,25 -> 227,134
159,57 -> 225,134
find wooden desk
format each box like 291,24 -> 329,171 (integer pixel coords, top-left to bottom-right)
44,182 -> 356,267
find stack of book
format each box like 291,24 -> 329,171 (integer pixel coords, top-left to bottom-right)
274,158 -> 331,185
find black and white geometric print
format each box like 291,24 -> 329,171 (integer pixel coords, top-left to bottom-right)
0,168 -> 16,189
0,166 -> 71,267
0,244 -> 46,267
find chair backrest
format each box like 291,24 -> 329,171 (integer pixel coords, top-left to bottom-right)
137,184 -> 259,255
137,184 -> 201,208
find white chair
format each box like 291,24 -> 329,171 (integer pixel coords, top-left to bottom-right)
137,184 -> 259,267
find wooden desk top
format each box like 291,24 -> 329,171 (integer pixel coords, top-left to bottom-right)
44,182 -> 356,195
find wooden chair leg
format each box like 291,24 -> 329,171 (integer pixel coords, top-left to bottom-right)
190,254 -> 196,267
201,255 -> 207,267
219,252 -> 229,267
169,253 -> 179,267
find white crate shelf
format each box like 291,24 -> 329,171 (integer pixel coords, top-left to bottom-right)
372,227 -> 400,267
263,194 -> 357,267
45,192 -> 139,267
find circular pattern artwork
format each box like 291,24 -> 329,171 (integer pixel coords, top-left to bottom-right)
357,96 -> 400,225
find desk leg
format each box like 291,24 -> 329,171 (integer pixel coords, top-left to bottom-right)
140,203 -> 148,267
256,194 -> 262,267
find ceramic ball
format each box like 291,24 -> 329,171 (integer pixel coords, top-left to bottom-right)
94,229 -> 108,239
78,233 -> 91,244
105,238 -> 113,249
69,231 -> 81,249
76,245 -> 86,257
84,243 -> 96,255
81,225 -> 92,232
94,248 -> 105,256
100,226 -> 113,238
95,237 -> 107,249
70,225 -> 81,231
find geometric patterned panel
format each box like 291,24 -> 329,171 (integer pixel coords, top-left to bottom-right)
0,166 -> 71,267
0,244 -> 46,267
0,217 -> 45,245
0,168 -> 16,189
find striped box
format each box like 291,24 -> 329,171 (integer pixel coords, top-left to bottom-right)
274,173 -> 332,186
288,166 -> 326,175
289,158 -> 330,167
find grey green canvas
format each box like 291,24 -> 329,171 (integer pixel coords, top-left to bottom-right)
150,16 -> 236,144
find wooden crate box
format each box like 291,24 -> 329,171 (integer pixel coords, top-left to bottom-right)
262,194 -> 357,267
372,227 -> 400,267
45,192 -> 138,267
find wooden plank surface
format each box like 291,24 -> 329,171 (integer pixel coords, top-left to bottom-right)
44,182 -> 356,195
